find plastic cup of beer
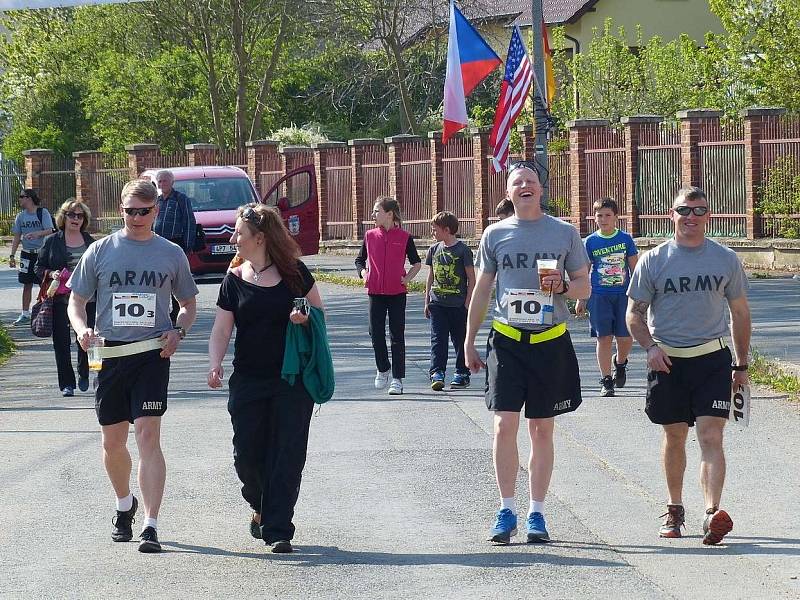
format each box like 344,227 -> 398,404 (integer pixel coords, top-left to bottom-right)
537,259 -> 559,293
87,336 -> 104,372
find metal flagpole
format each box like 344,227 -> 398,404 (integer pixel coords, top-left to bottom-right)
530,0 -> 550,205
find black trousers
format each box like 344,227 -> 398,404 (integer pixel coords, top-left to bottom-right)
429,304 -> 469,376
52,300 -> 96,390
368,293 -> 407,379
228,372 -> 314,544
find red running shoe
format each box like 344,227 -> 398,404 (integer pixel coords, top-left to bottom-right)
659,504 -> 685,538
703,508 -> 733,545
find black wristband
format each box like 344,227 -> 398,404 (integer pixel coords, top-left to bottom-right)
732,364 -> 748,371
557,280 -> 569,295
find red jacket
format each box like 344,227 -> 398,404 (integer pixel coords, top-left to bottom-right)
363,226 -> 411,295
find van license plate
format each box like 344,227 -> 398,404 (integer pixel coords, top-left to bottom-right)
211,244 -> 236,255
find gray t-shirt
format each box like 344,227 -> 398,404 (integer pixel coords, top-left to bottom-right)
477,214 -> 589,331
68,232 -> 198,342
12,208 -> 54,251
627,238 -> 748,347
425,240 -> 474,307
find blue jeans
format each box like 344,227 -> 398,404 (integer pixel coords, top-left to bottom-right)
429,304 -> 469,376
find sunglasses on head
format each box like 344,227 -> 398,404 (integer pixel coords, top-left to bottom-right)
674,205 -> 709,217
123,206 -> 156,217
241,206 -> 263,225
65,211 -> 84,220
508,161 -> 540,175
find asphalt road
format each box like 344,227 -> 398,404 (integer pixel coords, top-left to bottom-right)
0,260 -> 798,599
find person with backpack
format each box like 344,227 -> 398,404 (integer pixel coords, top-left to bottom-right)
8,188 -> 54,326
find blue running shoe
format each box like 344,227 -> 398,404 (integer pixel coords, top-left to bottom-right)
488,508 -> 517,544
430,371 -> 445,391
526,512 -> 550,543
450,373 -> 470,388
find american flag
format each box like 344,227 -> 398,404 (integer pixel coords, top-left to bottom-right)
489,26 -> 533,173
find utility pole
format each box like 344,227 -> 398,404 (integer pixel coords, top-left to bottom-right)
530,0 -> 550,204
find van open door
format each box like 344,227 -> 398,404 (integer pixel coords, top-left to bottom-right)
262,165 -> 320,256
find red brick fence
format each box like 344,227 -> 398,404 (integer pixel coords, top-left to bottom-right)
12,107 -> 800,240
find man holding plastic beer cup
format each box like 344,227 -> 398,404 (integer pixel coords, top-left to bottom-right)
465,161 -> 590,545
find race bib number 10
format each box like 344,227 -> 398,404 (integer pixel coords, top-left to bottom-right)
112,293 -> 156,328
506,289 -> 554,326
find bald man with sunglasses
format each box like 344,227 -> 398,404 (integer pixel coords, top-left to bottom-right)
68,179 -> 198,554
626,186 -> 751,545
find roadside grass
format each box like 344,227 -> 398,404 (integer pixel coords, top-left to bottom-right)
0,324 -> 16,366
749,348 -> 800,402
313,270 -> 426,293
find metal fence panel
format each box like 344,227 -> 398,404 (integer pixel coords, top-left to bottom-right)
441,137 -> 474,237
700,143 -> 746,237
324,147 -> 353,240
637,147 -> 681,237
0,159 -> 26,234
398,141 -> 432,238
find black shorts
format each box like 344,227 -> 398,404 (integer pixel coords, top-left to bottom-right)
95,345 -> 170,426
645,347 -> 733,426
485,328 -> 582,419
18,250 -> 41,285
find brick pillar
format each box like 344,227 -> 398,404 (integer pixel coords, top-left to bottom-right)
246,140 -> 280,197
348,138 -> 382,239
385,135 -> 424,214
742,107 -> 786,239
568,119 -> 608,236
125,143 -> 160,179
471,127 -> 492,235
23,149 -> 54,195
519,125 -> 536,162
73,150 -> 103,232
678,108 -> 721,188
428,131 -> 445,217
186,143 -> 218,167
621,115 -> 663,237
313,141 -> 347,242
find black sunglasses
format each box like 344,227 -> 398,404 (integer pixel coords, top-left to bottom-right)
674,205 -> 709,217
19,194 -> 29,199
123,206 -> 156,217
65,211 -> 85,220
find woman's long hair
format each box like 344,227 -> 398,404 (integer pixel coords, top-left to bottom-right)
238,203 -> 304,295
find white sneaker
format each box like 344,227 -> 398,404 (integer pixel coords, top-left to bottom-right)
374,369 -> 391,389
388,378 -> 403,395
12,313 -> 30,326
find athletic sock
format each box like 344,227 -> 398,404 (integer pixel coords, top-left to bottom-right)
529,500 -> 545,516
500,497 -> 517,514
116,494 -> 133,512
143,517 -> 157,531
21,310 -> 30,317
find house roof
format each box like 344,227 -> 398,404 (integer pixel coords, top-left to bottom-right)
494,0 -> 600,26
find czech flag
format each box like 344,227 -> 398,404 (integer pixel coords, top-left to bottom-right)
442,1 -> 501,143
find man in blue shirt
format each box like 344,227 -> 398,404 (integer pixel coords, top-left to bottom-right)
576,198 -> 638,397
154,170 -> 196,323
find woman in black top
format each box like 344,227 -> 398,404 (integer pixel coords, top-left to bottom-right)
36,199 -> 96,397
207,203 -> 324,554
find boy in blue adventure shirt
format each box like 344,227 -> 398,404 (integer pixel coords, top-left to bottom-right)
424,211 -> 475,390
576,198 -> 638,397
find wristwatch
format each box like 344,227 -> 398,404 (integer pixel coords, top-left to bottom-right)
174,326 -> 187,340
732,364 -> 748,371
556,280 -> 569,295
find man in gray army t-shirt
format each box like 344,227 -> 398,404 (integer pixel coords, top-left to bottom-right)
626,186 -> 751,546
68,179 -> 199,554
465,161 -> 590,545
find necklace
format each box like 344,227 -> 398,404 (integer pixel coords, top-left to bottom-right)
251,261 -> 272,282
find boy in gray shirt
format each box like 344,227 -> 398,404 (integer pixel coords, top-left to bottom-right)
424,211 -> 475,390
626,186 -> 751,546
